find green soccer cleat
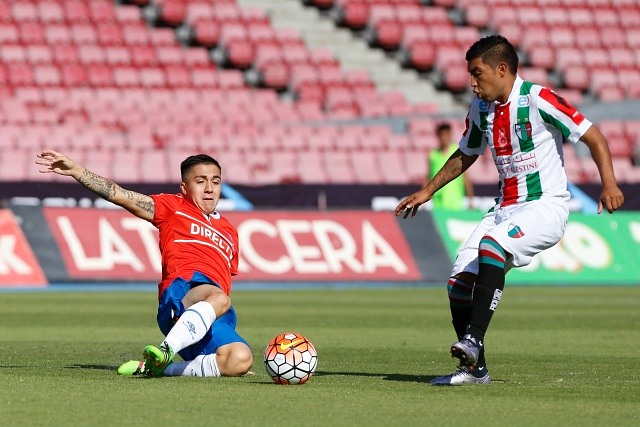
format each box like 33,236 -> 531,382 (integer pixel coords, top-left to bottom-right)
143,341 -> 174,376
117,360 -> 148,377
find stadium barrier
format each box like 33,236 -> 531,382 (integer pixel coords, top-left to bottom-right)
2,204 -> 639,287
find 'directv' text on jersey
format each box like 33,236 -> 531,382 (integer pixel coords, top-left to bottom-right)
151,193 -> 239,298
459,76 -> 592,207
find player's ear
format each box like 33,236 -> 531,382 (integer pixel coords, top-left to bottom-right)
180,181 -> 187,195
497,62 -> 508,77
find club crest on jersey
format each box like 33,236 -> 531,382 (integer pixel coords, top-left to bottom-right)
514,121 -> 532,142
507,222 -> 525,238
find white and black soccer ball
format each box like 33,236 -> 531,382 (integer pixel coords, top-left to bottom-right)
264,332 -> 318,385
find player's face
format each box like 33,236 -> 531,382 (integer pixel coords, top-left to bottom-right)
468,57 -> 508,103
180,163 -> 222,215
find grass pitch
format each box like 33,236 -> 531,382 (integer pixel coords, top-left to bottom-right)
1,286 -> 639,426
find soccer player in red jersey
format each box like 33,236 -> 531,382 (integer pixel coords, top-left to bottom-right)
395,35 -> 624,385
36,150 -> 253,378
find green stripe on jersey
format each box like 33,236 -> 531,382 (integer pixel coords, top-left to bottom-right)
467,121 -> 483,148
539,109 -> 571,138
520,81 -> 535,95
517,82 -> 534,152
525,171 -> 543,201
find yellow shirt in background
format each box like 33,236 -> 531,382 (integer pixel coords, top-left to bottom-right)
428,144 -> 466,210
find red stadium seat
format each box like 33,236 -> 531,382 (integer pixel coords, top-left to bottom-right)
562,66 -> 589,91
45,25 -> 73,45
375,20 -> 403,50
1,45 -> 27,63
64,1 -> 90,24
0,24 -> 20,45
520,67 -> 551,87
97,23 -> 124,45
78,45 -> 106,64
140,67 -> 166,88
582,48 -> 610,70
554,47 -> 583,73
618,7 -> 640,28
225,39 -> 255,69
71,24 -> 98,45
192,19 -> 221,48
599,26 -> 627,49
568,8 -> 594,27
105,46 -> 132,66
19,21 -> 46,45
34,65 -> 61,87
407,41 -> 436,71
11,3 -> 38,22
60,64 -> 88,86
27,45 -> 53,65
7,63 -> 35,86
260,62 -> 290,91
442,65 -> 468,93
86,64 -> 114,87
157,0 -> 188,27
338,1 -> 369,30
592,7 -> 619,28
123,24 -> 151,46
463,4 -> 490,28
608,48 -> 637,70
573,26 -> 601,49
89,1 -> 117,23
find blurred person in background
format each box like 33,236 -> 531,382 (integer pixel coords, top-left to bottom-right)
428,121 -> 475,210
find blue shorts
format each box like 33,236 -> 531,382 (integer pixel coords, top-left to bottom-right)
157,272 -> 249,361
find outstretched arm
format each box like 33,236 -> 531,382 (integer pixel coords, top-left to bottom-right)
579,126 -> 624,214
396,149 -> 478,218
36,150 -> 155,221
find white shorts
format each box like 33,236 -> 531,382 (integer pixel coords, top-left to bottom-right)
451,198 -> 569,276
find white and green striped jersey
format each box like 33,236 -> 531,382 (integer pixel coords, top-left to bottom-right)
459,76 -> 592,207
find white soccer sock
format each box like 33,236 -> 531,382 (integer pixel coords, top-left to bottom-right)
163,354 -> 221,377
163,301 -> 216,354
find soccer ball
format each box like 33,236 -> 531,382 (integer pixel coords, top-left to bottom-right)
264,332 -> 318,385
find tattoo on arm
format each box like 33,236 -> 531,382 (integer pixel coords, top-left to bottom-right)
135,196 -> 155,215
78,169 -> 117,200
431,157 -> 463,193
78,169 -> 155,216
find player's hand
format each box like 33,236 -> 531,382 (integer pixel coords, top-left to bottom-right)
395,191 -> 430,219
598,184 -> 624,214
35,150 -> 81,176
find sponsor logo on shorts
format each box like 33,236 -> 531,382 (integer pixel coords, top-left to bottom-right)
508,222 -> 525,238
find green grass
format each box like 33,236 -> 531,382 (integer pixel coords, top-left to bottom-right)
1,287 -> 639,426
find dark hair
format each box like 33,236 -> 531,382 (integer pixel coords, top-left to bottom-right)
180,154 -> 221,180
465,35 -> 518,74
436,122 -> 452,134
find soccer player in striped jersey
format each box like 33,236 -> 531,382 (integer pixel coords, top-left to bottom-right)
395,35 -> 624,385
36,150 -> 253,378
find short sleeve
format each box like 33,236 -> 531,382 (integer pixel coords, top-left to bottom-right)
150,194 -> 181,227
537,88 -> 592,144
458,100 -> 488,156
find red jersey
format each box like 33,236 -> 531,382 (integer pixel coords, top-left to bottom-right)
151,193 -> 239,298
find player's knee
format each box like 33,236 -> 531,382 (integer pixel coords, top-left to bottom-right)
206,291 -> 231,317
221,346 -> 253,376
448,273 -> 475,308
